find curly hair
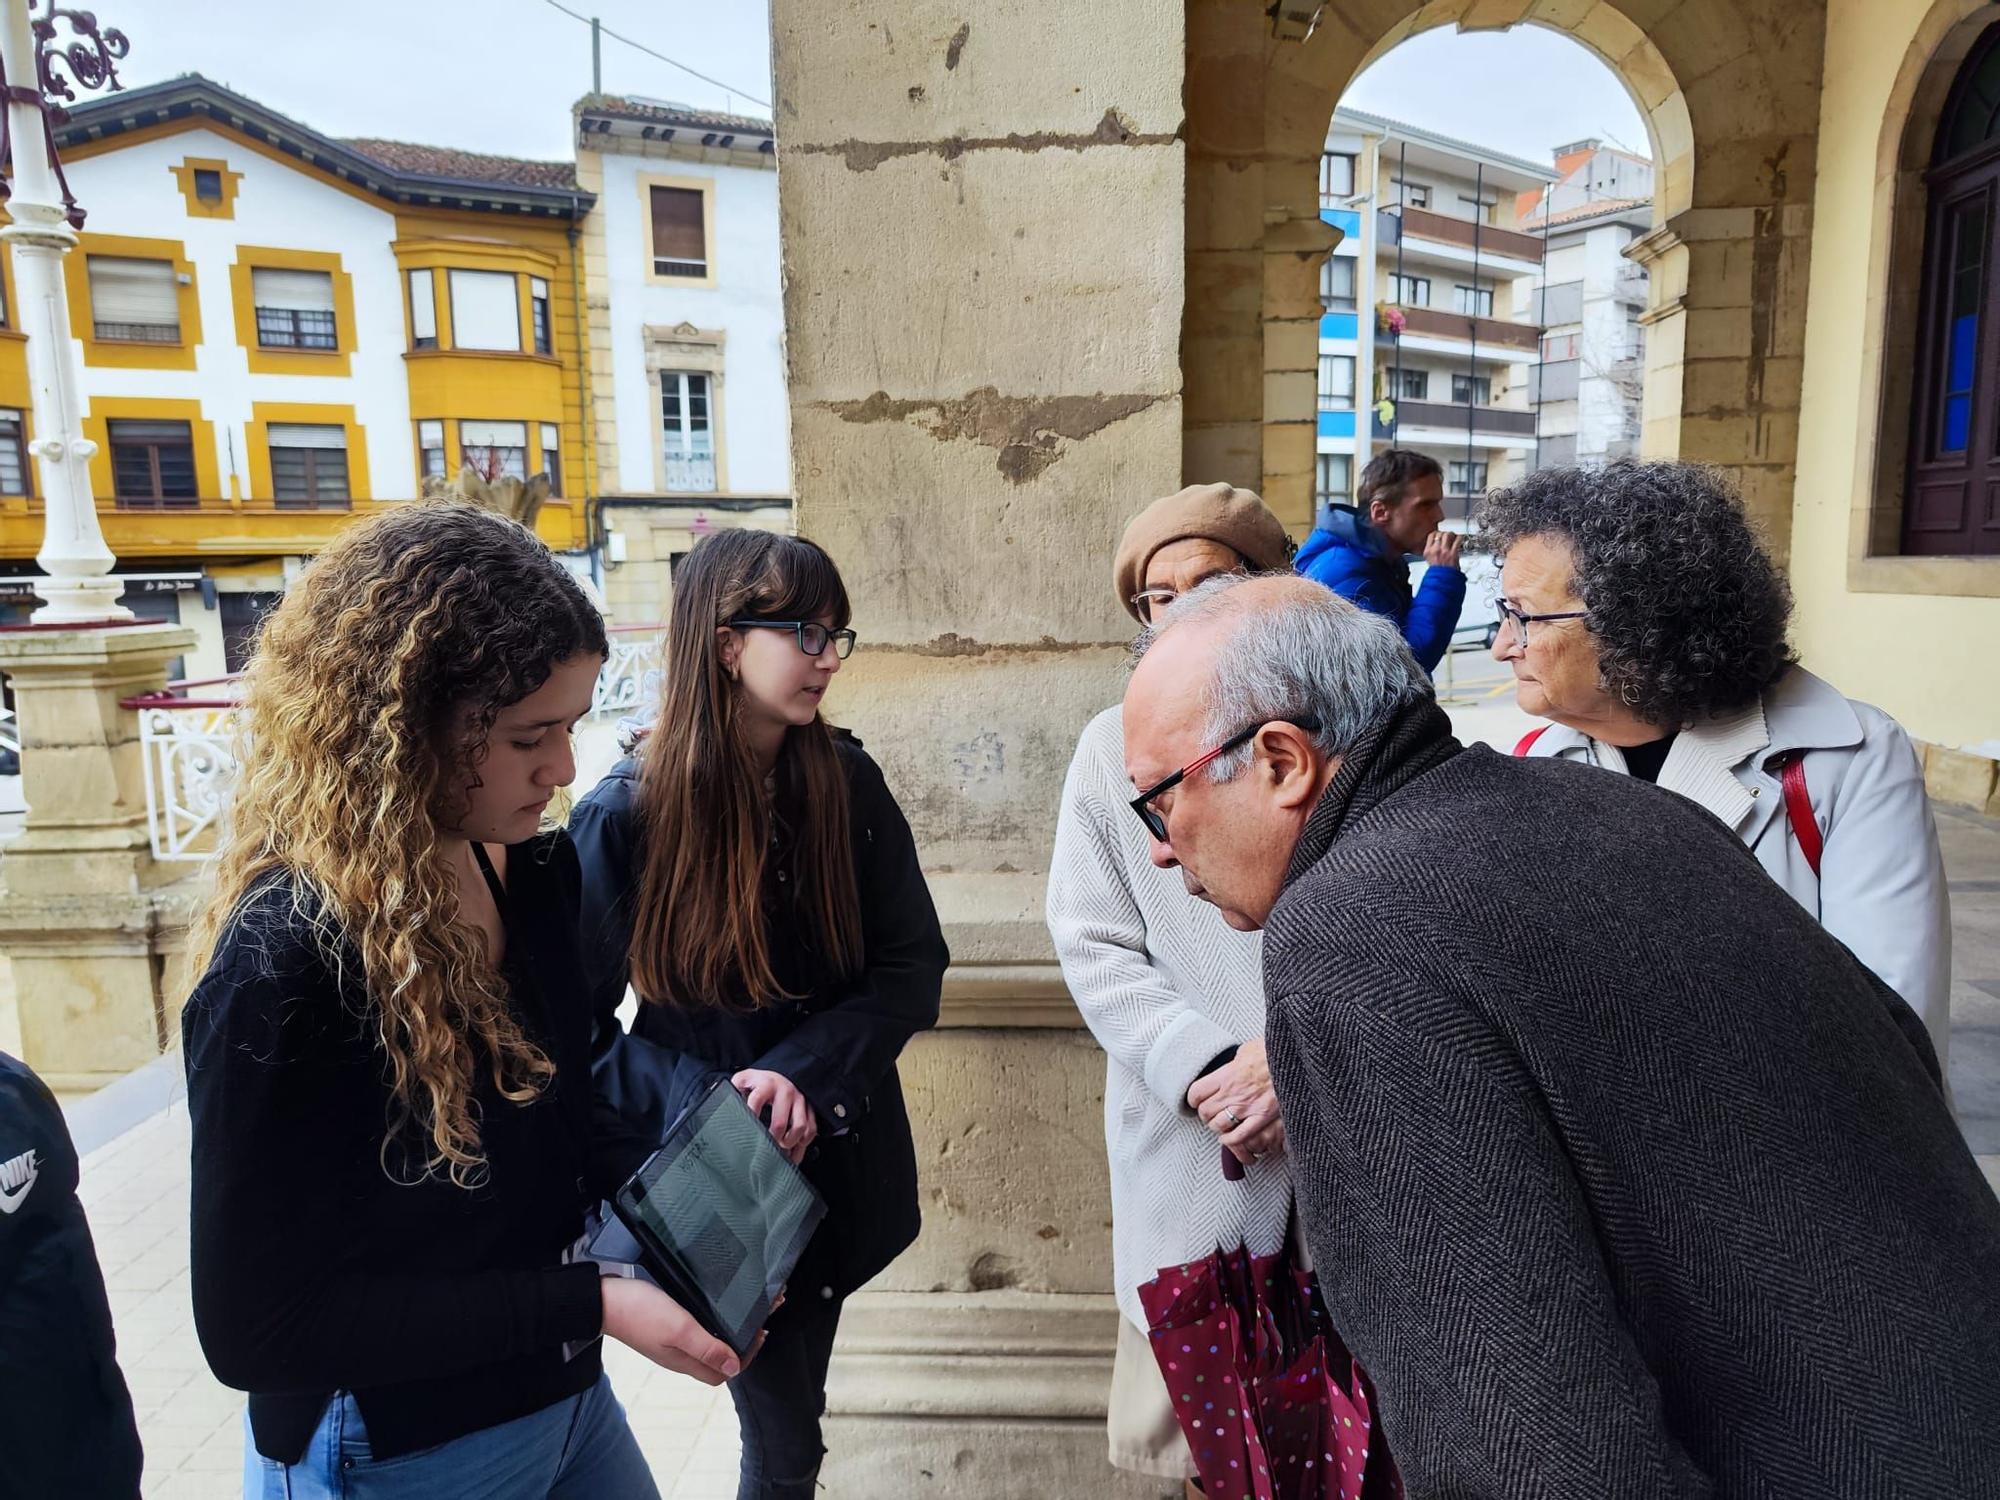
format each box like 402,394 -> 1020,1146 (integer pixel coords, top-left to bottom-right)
185,503 -> 608,1186
1476,462 -> 1795,727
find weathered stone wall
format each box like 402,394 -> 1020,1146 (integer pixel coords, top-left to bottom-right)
770,2 -> 1186,1492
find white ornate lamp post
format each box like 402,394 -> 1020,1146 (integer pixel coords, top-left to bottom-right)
0,0 -> 130,622
0,2 -> 199,1088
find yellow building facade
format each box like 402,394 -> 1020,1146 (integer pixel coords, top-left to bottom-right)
2,76 -> 595,672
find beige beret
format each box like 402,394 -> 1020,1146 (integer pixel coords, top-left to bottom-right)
1112,482 -> 1294,622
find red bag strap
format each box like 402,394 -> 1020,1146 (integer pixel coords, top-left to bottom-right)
1770,751 -> 1823,878
1513,726 -> 1548,757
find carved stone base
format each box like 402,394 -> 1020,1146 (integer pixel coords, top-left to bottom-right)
822,1291 -> 1173,1498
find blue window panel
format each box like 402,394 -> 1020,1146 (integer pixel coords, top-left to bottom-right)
1949,312 -> 1979,390
1320,209 -> 1361,237
1943,394 -> 1972,453
1319,313 -> 1358,341
1318,410 -> 1356,440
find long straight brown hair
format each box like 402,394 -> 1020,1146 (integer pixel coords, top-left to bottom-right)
629,529 -> 864,1009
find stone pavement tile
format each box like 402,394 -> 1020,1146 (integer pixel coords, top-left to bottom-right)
148,1471 -> 236,1500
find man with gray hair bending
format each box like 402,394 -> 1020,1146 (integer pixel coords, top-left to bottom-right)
1121,572 -> 2000,1499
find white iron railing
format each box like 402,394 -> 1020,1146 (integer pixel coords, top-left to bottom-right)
113,627 -> 666,862
593,624 -> 664,721
123,678 -> 242,862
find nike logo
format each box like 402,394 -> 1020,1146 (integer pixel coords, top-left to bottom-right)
0,1148 -> 39,1214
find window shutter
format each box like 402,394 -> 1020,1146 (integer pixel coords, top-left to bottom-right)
251,268 -> 335,311
409,269 -> 437,342
447,270 -> 521,351
460,419 -> 527,448
107,419 -> 192,443
88,257 -> 178,325
268,423 -> 346,450
649,187 -> 707,268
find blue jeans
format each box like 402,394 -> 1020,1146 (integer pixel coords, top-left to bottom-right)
727,1289 -> 845,1499
242,1374 -> 659,1500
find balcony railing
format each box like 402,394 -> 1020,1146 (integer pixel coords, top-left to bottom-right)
1386,207 -> 1546,264
665,453 -> 718,492
1377,401 -> 1538,438
1381,304 -> 1541,352
114,628 -> 670,861
94,321 -> 181,343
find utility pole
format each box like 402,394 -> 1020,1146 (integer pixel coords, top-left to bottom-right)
591,16 -> 602,94
0,0 -> 131,622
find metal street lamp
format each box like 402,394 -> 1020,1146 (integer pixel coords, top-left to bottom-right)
0,1 -> 131,623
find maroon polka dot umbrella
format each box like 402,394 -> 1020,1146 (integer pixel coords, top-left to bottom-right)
1140,1240 -> 1401,1500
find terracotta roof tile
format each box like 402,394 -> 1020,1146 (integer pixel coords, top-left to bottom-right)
579,95 -> 773,135
339,138 -> 578,192
1520,196 -> 1651,230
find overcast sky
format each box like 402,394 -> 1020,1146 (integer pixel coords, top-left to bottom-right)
94,0 -> 774,160
92,3 -> 1646,168
1343,26 -> 1650,163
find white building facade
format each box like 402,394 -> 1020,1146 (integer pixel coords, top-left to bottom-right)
576,97 -> 791,624
1316,109 -> 1555,522
1517,142 -> 1655,470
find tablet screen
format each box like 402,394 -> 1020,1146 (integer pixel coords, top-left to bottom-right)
622,1084 -> 826,1351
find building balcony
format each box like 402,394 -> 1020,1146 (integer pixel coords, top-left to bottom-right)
1379,206 -> 1545,272
0,493 -> 589,560
1378,304 -> 1542,362
1375,400 -> 1538,446
665,452 -> 719,492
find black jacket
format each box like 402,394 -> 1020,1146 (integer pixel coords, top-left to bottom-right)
570,735 -> 946,1298
1263,700 -> 2000,1499
0,1052 -> 142,1500
182,834 -> 608,1464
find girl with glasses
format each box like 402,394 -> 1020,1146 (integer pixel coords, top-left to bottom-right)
182,504 -> 741,1500
571,528 -> 946,1500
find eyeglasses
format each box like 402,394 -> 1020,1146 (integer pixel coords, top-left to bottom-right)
728,619 -> 858,659
1128,716 -> 1322,841
1129,568 -> 1242,626
1494,598 -> 1587,650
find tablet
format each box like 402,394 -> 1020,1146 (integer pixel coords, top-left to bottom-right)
611,1079 -> 828,1357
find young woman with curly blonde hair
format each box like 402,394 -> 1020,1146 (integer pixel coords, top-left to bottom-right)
182,503 -> 738,1500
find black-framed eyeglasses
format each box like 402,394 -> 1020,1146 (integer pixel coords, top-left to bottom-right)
1494,598 -> 1587,650
727,619 -> 858,659
1128,716 -> 1322,841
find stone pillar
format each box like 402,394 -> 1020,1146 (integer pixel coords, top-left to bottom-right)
1627,203 -> 1815,559
771,2 -> 1185,1493
0,624 -> 198,1090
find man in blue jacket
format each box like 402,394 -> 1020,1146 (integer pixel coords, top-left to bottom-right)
1295,447 -> 1465,672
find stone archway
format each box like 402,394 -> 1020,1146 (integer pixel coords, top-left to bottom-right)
1183,0 -> 1822,558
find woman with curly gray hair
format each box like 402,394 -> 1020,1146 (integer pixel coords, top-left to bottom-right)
1480,461 -> 1952,1077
